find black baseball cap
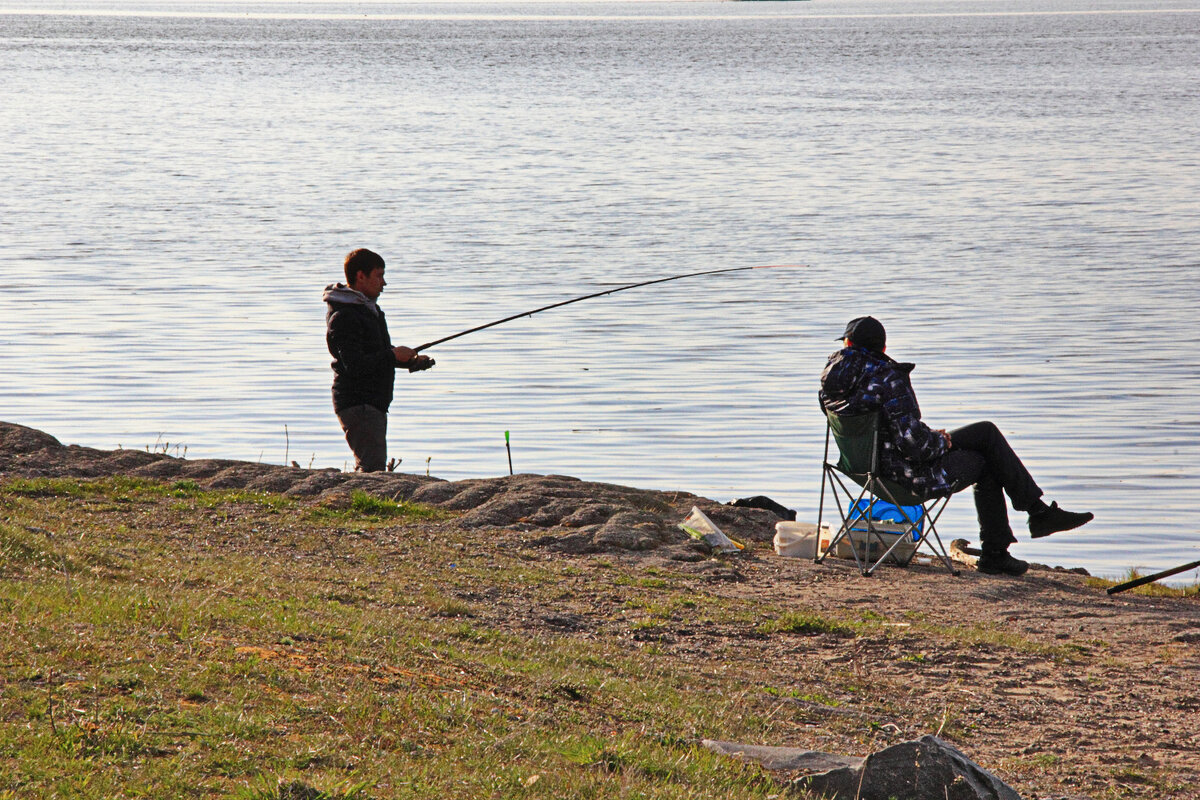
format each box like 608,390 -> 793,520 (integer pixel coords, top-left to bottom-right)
838,316 -> 886,352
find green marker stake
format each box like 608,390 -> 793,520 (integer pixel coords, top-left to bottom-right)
505,430 -> 513,476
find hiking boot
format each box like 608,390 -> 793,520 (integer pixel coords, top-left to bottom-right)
1029,502 -> 1094,539
976,552 -> 1030,576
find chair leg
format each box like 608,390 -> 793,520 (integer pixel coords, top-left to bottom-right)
858,479 -> 918,576
841,477 -> 884,576
816,425 -> 836,564
817,468 -> 856,565
862,523 -> 920,576
861,486 -> 960,578
816,463 -> 830,564
917,496 -> 959,575
816,468 -> 870,574
921,521 -> 961,576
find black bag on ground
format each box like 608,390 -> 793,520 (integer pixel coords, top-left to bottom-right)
728,495 -> 796,521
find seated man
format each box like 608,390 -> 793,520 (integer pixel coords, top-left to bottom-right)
819,316 -> 1093,576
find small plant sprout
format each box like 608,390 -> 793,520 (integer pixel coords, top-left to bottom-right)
143,436 -> 186,456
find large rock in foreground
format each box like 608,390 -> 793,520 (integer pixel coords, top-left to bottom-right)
705,735 -> 1021,800
799,735 -> 1022,800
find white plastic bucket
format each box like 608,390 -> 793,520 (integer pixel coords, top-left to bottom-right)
773,521 -> 820,559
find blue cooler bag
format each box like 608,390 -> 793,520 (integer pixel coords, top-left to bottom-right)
847,499 -> 924,541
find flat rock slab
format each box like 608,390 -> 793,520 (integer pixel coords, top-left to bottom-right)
702,740 -> 863,773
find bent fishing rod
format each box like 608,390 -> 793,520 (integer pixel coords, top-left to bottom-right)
413,264 -> 802,353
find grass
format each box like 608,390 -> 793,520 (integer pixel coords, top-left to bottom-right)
0,477 -> 799,800
907,620 -> 1085,662
3,475 -> 1191,799
756,611 -> 859,638
1084,570 -> 1200,598
311,490 -> 444,523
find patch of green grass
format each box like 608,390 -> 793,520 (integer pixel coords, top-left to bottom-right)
425,595 -> 476,618
614,575 -> 672,589
1085,571 -> 1200,598
912,621 -> 1079,661
234,778 -> 373,800
1110,766 -> 1152,785
1025,752 -> 1060,768
623,596 -> 697,621
2,476 -> 123,498
757,611 -> 858,638
0,522 -> 66,575
0,476 -> 294,512
446,622 -> 507,643
309,490 -> 442,523
762,688 -> 842,706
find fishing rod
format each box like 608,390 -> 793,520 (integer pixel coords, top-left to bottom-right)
413,264 -> 803,353
1106,557 -> 1200,595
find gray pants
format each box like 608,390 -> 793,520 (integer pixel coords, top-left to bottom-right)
336,404 -> 388,472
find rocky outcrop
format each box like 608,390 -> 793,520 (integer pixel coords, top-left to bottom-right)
0,422 -> 62,455
0,421 -> 787,556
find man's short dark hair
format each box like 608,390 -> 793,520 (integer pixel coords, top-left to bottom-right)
344,248 -> 385,285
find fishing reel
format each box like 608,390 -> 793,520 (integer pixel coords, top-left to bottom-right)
407,355 -> 435,372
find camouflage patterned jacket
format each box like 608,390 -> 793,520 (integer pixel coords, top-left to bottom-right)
819,346 -> 952,498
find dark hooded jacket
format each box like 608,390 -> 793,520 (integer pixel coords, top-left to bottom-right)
324,283 -> 399,414
819,345 -> 952,498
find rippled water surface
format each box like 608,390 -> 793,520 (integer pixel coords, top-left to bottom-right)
2,0 -> 1199,580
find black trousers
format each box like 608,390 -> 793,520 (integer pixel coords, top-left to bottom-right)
336,403 -> 388,472
937,421 -> 1043,552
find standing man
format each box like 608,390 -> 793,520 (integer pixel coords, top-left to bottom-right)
324,248 -> 433,472
819,316 -> 1093,576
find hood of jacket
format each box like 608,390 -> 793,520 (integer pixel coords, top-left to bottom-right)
323,283 -> 379,316
820,346 -> 914,404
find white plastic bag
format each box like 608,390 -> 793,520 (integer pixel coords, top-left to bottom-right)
678,506 -> 743,554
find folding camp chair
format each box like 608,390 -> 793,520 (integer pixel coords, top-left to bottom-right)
816,411 -> 959,576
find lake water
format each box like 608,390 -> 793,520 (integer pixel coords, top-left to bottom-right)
2,0 -> 1199,581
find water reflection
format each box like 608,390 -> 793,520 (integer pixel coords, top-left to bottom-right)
2,0 -> 1198,582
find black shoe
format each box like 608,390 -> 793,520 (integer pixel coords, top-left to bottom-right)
976,552 -> 1030,576
1029,502 -> 1094,539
